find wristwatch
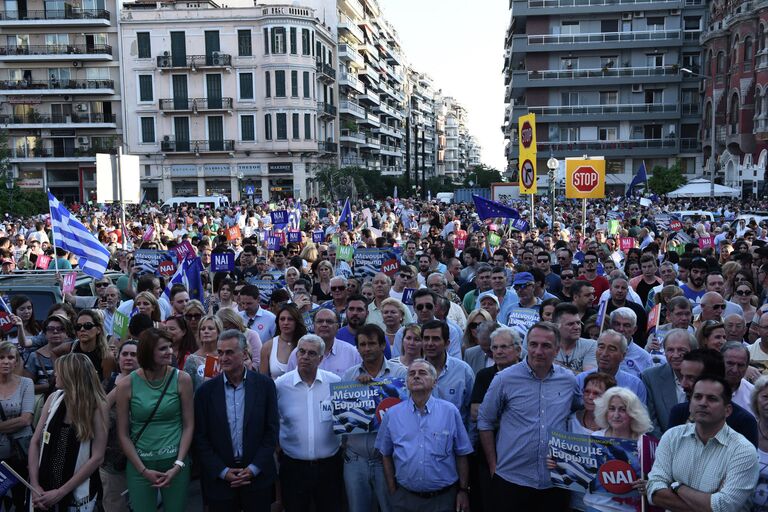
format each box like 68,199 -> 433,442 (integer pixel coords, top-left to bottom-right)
670,482 -> 682,495
458,485 -> 470,494
173,460 -> 186,469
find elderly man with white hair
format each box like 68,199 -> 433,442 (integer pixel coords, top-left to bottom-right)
577,329 -> 648,403
609,307 -> 653,378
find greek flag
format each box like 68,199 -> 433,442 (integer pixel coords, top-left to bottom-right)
162,257 -> 204,302
48,191 -> 110,278
288,199 -> 301,231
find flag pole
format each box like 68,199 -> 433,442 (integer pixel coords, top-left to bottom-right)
47,189 -> 60,273
117,147 -> 128,251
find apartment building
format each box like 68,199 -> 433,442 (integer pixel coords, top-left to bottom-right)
406,69 -> 437,183
0,0 -> 121,202
502,0 -> 706,193
119,0 -> 337,202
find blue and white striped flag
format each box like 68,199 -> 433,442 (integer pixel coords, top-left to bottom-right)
48,191 -> 110,278
288,199 -> 302,231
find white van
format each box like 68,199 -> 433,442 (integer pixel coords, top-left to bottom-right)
669,210 -> 716,223
162,196 -> 230,210
435,192 -> 454,204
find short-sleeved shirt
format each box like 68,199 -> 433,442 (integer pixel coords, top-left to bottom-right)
0,377 -> 34,459
25,350 -> 54,389
554,338 -> 597,374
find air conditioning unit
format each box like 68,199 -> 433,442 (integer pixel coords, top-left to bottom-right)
622,13 -> 632,20
634,11 -> 644,17
76,103 -> 87,111
632,84 -> 643,92
163,135 -> 170,142
211,51 -> 222,65
158,56 -> 171,67
77,136 -> 89,145
669,9 -> 680,14
72,61 -> 80,67
63,95 -> 71,101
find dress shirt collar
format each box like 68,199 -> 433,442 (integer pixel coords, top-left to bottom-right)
290,368 -> 325,387
222,369 -> 247,387
409,396 -> 434,415
682,420 -> 731,446
522,357 -> 555,380
354,359 -> 393,379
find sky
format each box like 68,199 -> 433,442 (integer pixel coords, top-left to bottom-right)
380,0 -> 510,172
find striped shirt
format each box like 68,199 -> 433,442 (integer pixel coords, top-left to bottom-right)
647,422 -> 758,512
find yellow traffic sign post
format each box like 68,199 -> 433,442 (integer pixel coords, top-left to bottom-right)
518,113 -> 537,217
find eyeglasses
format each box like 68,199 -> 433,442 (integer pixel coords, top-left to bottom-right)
399,274 -> 413,280
75,322 -> 96,331
537,259 -> 550,263
95,282 -> 109,288
491,344 -> 515,351
45,327 -> 64,334
710,304 -> 726,310
468,322 -> 479,330
513,283 -> 532,290
735,289 -> 752,296
415,303 -> 434,311
331,286 -> 346,292
561,274 -> 574,279
185,313 -> 202,320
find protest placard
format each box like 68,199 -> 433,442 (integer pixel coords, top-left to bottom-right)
246,278 -> 281,305
112,311 -> 129,339
226,225 -> 241,241
619,237 -> 635,252
353,248 -> 401,279
62,272 -> 77,295
330,378 -> 407,434
35,255 -> 51,270
271,210 -> 288,225
210,253 -> 235,272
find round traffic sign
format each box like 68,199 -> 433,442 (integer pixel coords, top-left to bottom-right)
521,159 -> 535,189
572,166 -> 599,192
521,121 -> 533,148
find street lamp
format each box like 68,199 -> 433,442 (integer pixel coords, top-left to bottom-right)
547,156 -> 558,227
681,67 -> 716,198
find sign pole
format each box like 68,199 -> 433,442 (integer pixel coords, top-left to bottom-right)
530,193 -> 534,219
582,198 -> 587,233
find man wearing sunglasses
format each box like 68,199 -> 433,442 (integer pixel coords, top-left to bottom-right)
694,292 -> 729,329
577,251 -> 608,306
505,272 -> 541,339
392,290 -> 462,359
692,272 -> 744,319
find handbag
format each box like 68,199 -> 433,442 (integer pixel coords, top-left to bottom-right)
0,395 -> 32,461
115,369 -> 174,471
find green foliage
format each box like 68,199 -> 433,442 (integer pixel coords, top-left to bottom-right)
0,188 -> 48,216
462,164 -> 503,188
647,163 -> 687,195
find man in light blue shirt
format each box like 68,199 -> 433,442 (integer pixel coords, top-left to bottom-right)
238,284 -> 276,340
375,358 -> 473,512
478,321 -> 578,511
576,329 -> 648,403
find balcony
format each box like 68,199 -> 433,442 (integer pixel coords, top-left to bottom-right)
358,112 -> 380,127
0,8 -> 110,27
317,102 -> 337,118
358,87 -> 380,105
340,130 -> 366,144
516,30 -> 681,52
316,61 -> 336,82
9,144 -> 115,162
510,138 -> 678,157
360,136 -> 380,149
515,66 -> 680,91
681,103 -> 700,115
0,78 -> 114,94
375,125 -> 400,138
515,102 -> 678,121
160,139 -> 235,154
680,138 -> 701,151
381,166 -> 402,175
518,0 -> 685,15
338,13 -> 365,43
377,143 -> 401,156
159,97 -> 233,113
338,44 -> 364,68
0,44 -> 112,61
0,112 -> 116,128
339,72 -> 364,93
156,53 -> 232,70
318,141 -> 338,153
339,100 -> 365,118
340,155 -> 367,167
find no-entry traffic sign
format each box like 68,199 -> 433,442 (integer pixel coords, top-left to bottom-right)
565,159 -> 605,199
521,159 -> 535,190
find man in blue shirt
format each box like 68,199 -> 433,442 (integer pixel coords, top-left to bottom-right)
478,321 -> 579,511
576,329 -> 648,403
375,358 -> 473,512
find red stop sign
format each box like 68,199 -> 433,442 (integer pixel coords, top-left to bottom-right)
573,166 -> 599,192
521,121 -> 533,148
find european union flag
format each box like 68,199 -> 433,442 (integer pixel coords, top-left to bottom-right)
626,162 -> 648,198
339,198 -> 352,228
472,195 -> 521,220
162,257 -> 204,302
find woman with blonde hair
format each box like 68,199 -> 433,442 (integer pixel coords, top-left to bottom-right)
134,291 -> 161,324
182,300 -> 205,340
216,307 -> 263,368
380,297 -> 408,355
390,324 -> 422,368
463,309 -> 494,353
312,260 -> 334,303
29,353 -> 108,511
183,314 -> 223,391
71,309 -> 116,383
720,261 -> 741,298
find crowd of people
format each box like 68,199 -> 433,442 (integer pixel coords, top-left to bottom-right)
0,192 -> 766,511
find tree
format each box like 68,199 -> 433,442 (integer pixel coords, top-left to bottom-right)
462,164 -> 503,188
647,163 -> 687,195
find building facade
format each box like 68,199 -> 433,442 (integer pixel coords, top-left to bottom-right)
119,0 -> 337,202
502,0 -> 706,194
0,0 -> 122,202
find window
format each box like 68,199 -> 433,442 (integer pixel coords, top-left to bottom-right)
681,88 -> 698,105
561,20 -> 579,34
137,32 -> 151,58
561,92 -> 579,105
301,29 -> 310,55
271,27 -> 286,54
140,117 -> 155,143
303,71 -> 310,98
559,126 -> 579,141
600,20 -> 618,33
238,30 -> 252,57
644,88 -> 662,103
684,16 -> 701,31
290,27 -> 297,55
644,124 -> 662,139
275,70 -> 285,97
138,75 -> 153,102
606,159 -> 623,174
291,70 -> 298,97
264,114 -> 272,140
304,113 -> 311,139
646,53 -> 664,67
599,91 -> 617,105
265,71 -> 271,97
600,56 -> 617,68
276,113 -> 287,140
682,52 -> 700,72
646,17 -> 664,31
239,72 -> 253,100
263,28 -> 269,55
744,37 -> 754,71
716,51 -> 725,73
561,57 -> 577,70
599,127 -> 618,140
292,113 -> 299,139
241,115 -> 255,141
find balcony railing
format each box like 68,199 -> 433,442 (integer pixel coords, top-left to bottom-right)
0,78 -> 113,90
10,145 -> 115,158
338,44 -> 363,63
339,72 -> 361,89
528,0 -> 680,6
338,12 -> 365,42
0,9 -> 109,20
317,102 -> 337,116
522,103 -> 677,115
159,97 -> 233,111
0,113 -> 115,124
156,53 -> 232,69
526,65 -> 679,80
340,156 -> 367,166
339,100 -> 365,116
316,61 -> 337,80
160,139 -> 235,153
512,138 -> 676,150
681,104 -> 700,115
318,141 -> 338,153
0,44 -> 112,56
528,30 -> 680,45
680,138 -> 701,151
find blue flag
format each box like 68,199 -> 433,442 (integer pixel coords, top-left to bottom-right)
48,191 -> 111,278
472,195 -> 521,220
162,257 -> 204,302
287,199 -> 302,231
626,162 -> 648,198
0,463 -> 19,497
339,198 -> 352,228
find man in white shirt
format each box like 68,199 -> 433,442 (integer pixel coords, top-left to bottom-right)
275,334 -> 343,511
722,342 -> 755,416
286,308 -> 361,377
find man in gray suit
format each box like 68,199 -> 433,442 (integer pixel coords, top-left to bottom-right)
465,321 -> 498,374
640,328 -> 697,436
